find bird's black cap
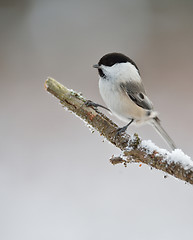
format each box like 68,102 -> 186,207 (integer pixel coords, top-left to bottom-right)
98,52 -> 139,72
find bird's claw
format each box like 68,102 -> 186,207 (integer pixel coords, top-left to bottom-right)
84,100 -> 97,108
115,126 -> 128,137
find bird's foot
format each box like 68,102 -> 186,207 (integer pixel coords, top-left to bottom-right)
85,100 -> 110,111
114,119 -> 134,137
115,125 -> 128,137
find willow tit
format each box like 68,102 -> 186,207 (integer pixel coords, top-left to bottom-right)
90,52 -> 176,150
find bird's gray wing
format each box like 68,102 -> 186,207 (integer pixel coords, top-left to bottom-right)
120,81 -> 153,110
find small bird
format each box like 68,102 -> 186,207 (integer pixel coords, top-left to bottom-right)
88,52 -> 176,150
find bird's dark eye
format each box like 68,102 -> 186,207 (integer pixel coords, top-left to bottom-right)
98,69 -> 106,78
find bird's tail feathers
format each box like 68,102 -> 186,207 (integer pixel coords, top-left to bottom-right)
151,117 -> 177,151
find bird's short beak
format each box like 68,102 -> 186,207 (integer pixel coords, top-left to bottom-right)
93,64 -> 100,69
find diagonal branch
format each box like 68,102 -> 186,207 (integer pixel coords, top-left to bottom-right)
45,77 -> 193,185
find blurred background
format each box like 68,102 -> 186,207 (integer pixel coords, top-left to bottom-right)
1,0 -> 193,239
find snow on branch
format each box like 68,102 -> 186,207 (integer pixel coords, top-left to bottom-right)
45,77 -> 193,185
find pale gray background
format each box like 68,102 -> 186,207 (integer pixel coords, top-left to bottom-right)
1,0 -> 193,239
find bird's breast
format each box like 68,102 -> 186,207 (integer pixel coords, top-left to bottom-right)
99,78 -> 147,122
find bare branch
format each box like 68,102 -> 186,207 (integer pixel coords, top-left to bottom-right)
45,77 -> 193,185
